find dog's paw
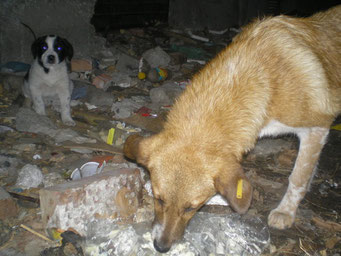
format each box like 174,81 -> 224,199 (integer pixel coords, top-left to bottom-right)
63,118 -> 76,126
268,209 -> 295,229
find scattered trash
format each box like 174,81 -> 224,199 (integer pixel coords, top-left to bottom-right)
101,121 -> 141,147
187,30 -> 210,42
33,154 -> 41,160
15,164 -> 43,189
142,46 -> 171,68
0,220 -> 13,248
71,161 -> 106,180
92,73 -> 112,89
0,125 -> 14,133
71,58 -> 93,72
43,172 -> 65,188
149,81 -> 184,105
0,61 -> 30,73
147,67 -> 169,83
111,97 -> 147,119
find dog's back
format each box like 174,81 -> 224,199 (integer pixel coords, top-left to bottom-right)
166,5 -> 341,157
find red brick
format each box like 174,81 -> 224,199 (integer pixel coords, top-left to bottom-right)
39,168 -> 142,236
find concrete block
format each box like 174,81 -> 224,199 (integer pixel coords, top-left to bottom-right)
39,168 -> 142,236
0,187 -> 18,220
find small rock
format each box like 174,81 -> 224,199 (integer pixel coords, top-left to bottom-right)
16,164 -> 43,189
142,46 -> 171,68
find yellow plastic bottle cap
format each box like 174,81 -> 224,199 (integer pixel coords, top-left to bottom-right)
138,72 -> 146,80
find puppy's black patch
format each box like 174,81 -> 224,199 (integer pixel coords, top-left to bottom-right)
54,37 -> 73,62
31,36 -> 48,59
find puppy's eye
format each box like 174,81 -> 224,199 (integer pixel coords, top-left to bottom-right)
57,46 -> 62,51
42,46 -> 47,50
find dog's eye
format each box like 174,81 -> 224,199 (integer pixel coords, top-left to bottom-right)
156,198 -> 164,206
42,46 -> 47,50
184,207 -> 195,213
57,46 -> 62,51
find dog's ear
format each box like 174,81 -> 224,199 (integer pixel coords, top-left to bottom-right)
214,164 -> 252,214
124,134 -> 152,167
31,36 -> 46,59
60,38 -> 74,61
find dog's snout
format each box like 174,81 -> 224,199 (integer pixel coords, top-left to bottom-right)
153,239 -> 170,253
47,55 -> 55,63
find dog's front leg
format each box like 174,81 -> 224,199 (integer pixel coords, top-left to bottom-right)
58,89 -> 75,126
268,127 -> 329,229
32,94 -> 46,116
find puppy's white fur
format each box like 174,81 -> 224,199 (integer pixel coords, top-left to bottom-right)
23,35 -> 75,126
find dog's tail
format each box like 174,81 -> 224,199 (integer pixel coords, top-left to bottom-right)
20,22 -> 36,41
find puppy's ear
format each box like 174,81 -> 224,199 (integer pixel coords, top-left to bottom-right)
61,38 -> 74,61
214,164 -> 252,214
31,36 -> 46,59
124,134 -> 152,167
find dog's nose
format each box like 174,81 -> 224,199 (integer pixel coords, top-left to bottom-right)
153,239 -> 170,253
47,55 -> 55,64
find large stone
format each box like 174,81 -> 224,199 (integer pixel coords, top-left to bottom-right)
39,168 -> 143,236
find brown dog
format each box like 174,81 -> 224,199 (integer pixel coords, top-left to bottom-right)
124,5 -> 341,253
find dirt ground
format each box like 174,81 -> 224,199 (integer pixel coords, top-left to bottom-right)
0,25 -> 340,256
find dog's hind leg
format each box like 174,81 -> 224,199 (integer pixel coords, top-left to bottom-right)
268,127 -> 329,229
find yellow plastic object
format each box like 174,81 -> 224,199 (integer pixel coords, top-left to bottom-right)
106,128 -> 115,145
236,179 -> 243,199
331,124 -> 341,131
138,72 -> 146,80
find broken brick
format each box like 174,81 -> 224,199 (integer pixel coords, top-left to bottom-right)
39,168 -> 142,236
71,58 -> 93,72
92,73 -> 112,89
0,187 -> 18,220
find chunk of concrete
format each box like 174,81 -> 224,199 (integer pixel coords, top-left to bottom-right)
39,168 -> 142,236
142,46 -> 171,68
0,187 -> 18,220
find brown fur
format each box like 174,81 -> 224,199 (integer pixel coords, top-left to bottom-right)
124,5 -> 341,253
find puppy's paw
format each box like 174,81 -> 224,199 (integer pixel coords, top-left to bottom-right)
63,118 -> 76,126
268,209 -> 295,229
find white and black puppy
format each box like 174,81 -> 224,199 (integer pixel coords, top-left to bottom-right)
23,35 -> 75,126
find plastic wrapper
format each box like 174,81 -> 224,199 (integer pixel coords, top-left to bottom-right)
85,212 -> 269,256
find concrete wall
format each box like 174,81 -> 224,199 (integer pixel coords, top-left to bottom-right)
0,0 -> 98,65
